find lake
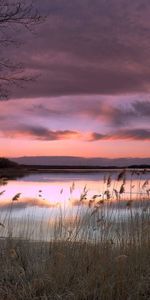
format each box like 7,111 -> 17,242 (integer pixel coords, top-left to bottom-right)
0,169 -> 149,241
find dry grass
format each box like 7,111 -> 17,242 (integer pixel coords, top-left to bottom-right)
0,232 -> 149,300
0,170 -> 150,299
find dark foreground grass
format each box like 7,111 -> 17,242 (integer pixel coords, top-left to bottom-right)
0,221 -> 150,300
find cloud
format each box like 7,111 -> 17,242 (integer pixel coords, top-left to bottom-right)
0,124 -> 81,141
0,97 -> 150,144
133,100 -> 150,117
106,100 -> 150,125
2,0 -> 150,99
90,129 -> 150,141
21,98 -> 150,128
0,120 -> 149,141
90,133 -> 106,141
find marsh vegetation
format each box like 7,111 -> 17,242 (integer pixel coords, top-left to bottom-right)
0,170 -> 149,299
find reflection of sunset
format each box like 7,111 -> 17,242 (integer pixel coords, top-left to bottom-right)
0,180 -> 99,209
0,174 -> 149,211
0,172 -> 149,242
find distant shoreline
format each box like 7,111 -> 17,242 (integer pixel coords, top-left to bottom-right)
0,158 -> 150,180
24,165 -> 150,174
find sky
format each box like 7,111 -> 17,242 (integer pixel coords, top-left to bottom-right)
0,0 -> 150,159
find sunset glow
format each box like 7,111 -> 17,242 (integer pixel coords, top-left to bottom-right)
1,173 -> 149,210
0,96 -> 150,159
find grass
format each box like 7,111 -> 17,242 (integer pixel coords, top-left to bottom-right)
0,170 -> 150,299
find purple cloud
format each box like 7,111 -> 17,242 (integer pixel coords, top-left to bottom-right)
1,0 -> 149,99
0,124 -> 80,141
91,129 -> 150,141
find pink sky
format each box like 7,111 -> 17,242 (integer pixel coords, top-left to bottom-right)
0,96 -> 149,158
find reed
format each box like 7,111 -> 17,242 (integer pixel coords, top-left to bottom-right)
0,170 -> 149,299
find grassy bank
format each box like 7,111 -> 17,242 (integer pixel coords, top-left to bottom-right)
0,207 -> 150,299
0,222 -> 150,300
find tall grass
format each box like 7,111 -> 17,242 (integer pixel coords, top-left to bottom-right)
0,170 -> 150,299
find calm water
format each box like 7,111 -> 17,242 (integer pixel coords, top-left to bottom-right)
1,170 -> 149,203
0,170 -> 149,241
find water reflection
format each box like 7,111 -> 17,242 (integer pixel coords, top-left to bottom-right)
1,171 -> 150,205
0,170 -> 149,241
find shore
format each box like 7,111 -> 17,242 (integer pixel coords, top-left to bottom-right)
0,228 -> 150,300
0,165 -> 150,181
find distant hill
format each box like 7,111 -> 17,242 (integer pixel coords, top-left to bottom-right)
11,156 -> 150,167
0,157 -> 18,168
0,157 -> 27,179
